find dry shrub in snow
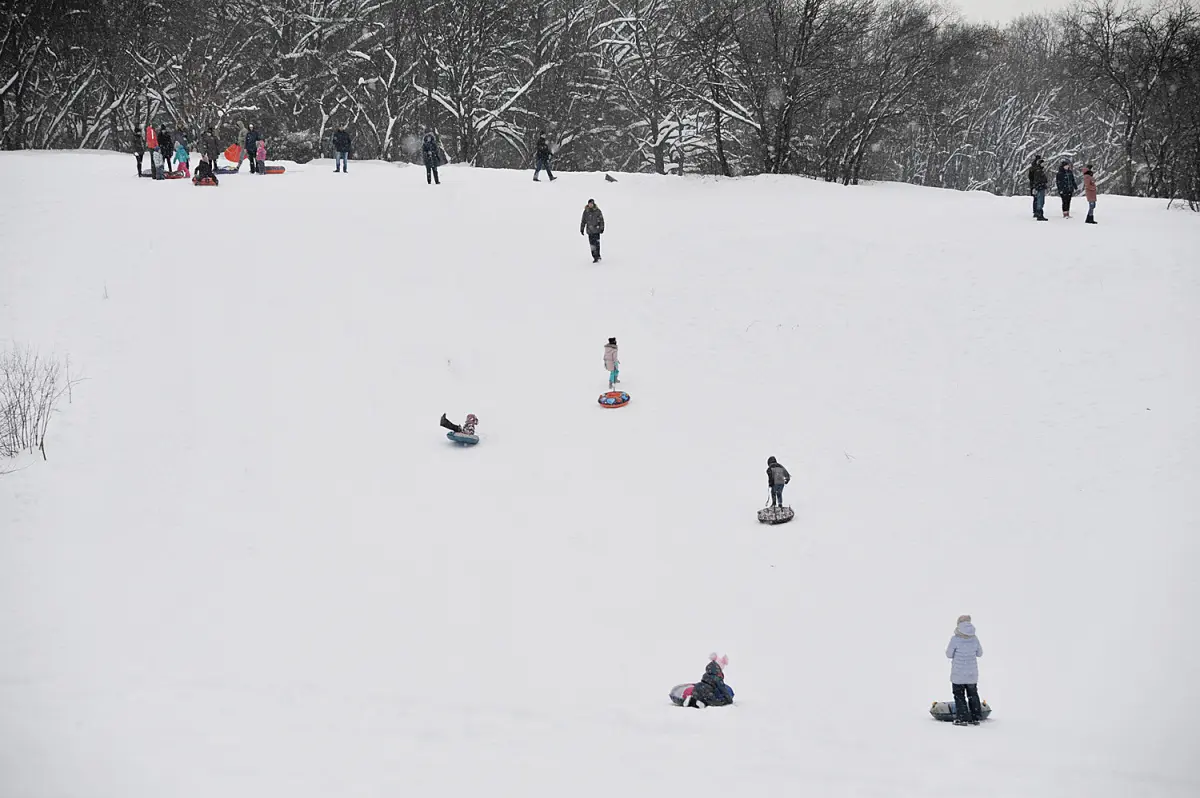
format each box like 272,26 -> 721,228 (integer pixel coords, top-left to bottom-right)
0,346 -> 73,461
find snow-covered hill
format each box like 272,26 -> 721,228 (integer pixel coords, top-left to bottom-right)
2,152 -> 1198,798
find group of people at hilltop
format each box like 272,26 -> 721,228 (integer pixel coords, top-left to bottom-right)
135,122 -> 269,182
1028,156 -> 1099,223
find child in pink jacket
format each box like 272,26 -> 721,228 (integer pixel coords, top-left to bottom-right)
256,138 -> 268,174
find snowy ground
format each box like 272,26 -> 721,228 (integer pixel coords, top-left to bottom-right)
2,151 -> 1199,798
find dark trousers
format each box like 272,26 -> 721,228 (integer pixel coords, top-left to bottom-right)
770,484 -> 785,507
1061,193 -> 1072,213
534,157 -> 554,180
162,148 -> 173,172
952,683 -> 982,722
426,162 -> 440,184
249,154 -> 258,173
588,232 -> 601,260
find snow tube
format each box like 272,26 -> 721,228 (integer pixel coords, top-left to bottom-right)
262,165 -> 286,174
192,177 -> 218,187
164,171 -> 188,180
757,506 -> 794,525
930,699 -> 992,722
447,432 -> 479,446
224,144 -> 241,163
214,166 -> 239,174
598,390 -> 630,408
669,683 -> 735,707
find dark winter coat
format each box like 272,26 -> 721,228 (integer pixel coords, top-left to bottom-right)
690,661 -> 733,707
535,136 -> 552,161
580,204 -> 605,235
1028,161 -> 1048,192
194,160 -> 216,181
422,134 -> 441,165
1056,164 -> 1078,196
245,128 -> 262,151
767,457 -> 790,487
132,131 -> 145,155
201,131 -> 219,159
333,129 -> 352,153
158,130 -> 173,153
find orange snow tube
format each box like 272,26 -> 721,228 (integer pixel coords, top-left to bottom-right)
224,144 -> 241,163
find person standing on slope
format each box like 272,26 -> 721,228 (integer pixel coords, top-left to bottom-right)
946,615 -> 984,726
333,126 -> 352,173
766,456 -> 790,507
1028,155 -> 1048,221
174,136 -> 191,178
422,132 -> 443,185
158,126 -> 174,173
1083,164 -> 1098,224
256,137 -> 268,175
603,337 -> 620,390
201,127 -> 220,170
245,124 -> 262,174
533,132 -> 555,182
132,128 -> 146,176
1056,160 -> 1078,218
580,198 -> 605,262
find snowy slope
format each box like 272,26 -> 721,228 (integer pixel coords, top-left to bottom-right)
1,151 -> 1198,798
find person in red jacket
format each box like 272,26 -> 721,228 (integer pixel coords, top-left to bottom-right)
1083,165 -> 1099,225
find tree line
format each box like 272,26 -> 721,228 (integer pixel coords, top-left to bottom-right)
2,0 -> 1198,205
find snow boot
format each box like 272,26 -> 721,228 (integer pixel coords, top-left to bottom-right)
953,719 -> 968,726
549,175 -> 557,181
1036,214 -> 1048,221
1085,215 -> 1096,224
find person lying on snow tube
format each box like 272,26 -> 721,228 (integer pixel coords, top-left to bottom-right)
193,159 -> 219,185
440,413 -> 478,436
683,658 -> 734,707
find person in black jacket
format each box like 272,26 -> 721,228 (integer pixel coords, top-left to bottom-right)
132,129 -> 146,176
193,159 -> 219,185
685,658 -> 734,708
1055,159 -> 1078,218
1028,155 -> 1048,221
422,132 -> 442,184
333,126 -> 352,173
200,128 -> 220,170
767,456 -> 790,507
245,124 -> 262,173
533,132 -> 555,182
158,127 -> 174,173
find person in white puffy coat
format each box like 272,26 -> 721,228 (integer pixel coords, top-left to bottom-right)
946,615 -> 984,725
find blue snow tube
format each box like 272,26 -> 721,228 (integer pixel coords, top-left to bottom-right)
447,432 -> 479,446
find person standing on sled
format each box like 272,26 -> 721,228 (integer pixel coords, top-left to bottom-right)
580,199 -> 604,262
440,413 -> 478,436
946,615 -> 984,725
603,337 -> 620,390
766,456 -> 790,507
684,655 -> 734,708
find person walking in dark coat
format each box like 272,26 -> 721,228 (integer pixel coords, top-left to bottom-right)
132,129 -> 146,176
200,128 -> 220,169
580,199 -> 604,262
332,126 -> 352,173
158,127 -> 174,173
766,456 -> 790,507
244,124 -> 262,174
422,132 -> 442,184
533,132 -> 555,182
1028,155 -> 1048,221
1056,159 -> 1078,218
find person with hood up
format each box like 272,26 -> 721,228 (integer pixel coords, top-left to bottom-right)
132,129 -> 146,176
580,198 -> 605,262
333,126 -> 352,173
256,136 -> 268,175
766,456 -> 791,507
1028,155 -> 1048,221
158,126 -> 174,173
439,413 -> 478,436
683,654 -> 734,708
245,124 -> 262,173
946,614 -> 984,725
1056,159 -> 1078,218
533,132 -> 555,182
603,337 -> 619,390
1083,164 -> 1098,224
175,137 -> 191,178
422,132 -> 443,184
200,127 -> 220,169
193,158 -> 219,185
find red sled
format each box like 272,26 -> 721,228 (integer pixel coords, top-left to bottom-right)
262,165 -> 286,174
192,177 -> 218,187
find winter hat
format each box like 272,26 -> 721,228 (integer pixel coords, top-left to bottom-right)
588,198 -> 596,204
607,337 -> 616,345
709,652 -> 728,668
957,614 -> 971,624
466,413 -> 478,424
767,456 -> 777,465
